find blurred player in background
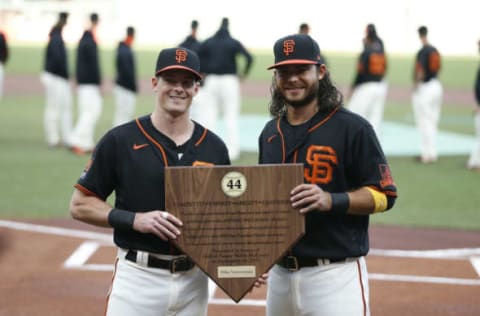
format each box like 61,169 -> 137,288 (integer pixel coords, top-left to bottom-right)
412,25 -> 443,164
41,12 -> 73,148
347,23 -> 388,137
179,20 -> 201,52
298,23 -> 310,35
112,26 -> 137,127
467,39 -> 480,171
0,29 -> 9,100
69,13 -> 102,155
197,17 -> 253,160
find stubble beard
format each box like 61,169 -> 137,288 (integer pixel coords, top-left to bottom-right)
284,81 -> 318,109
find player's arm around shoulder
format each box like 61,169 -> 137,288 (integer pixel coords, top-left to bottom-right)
290,184 -> 396,216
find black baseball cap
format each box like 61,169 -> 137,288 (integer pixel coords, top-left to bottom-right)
268,34 -> 323,69
155,47 -> 202,80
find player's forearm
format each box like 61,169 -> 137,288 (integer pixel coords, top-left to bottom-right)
344,187 -> 391,215
69,189 -> 112,227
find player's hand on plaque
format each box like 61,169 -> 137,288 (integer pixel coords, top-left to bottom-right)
290,184 -> 331,214
133,210 -> 183,241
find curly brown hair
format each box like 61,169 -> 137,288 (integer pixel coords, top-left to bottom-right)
268,67 -> 344,117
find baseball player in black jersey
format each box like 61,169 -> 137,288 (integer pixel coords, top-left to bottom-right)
468,39 -> 480,171
69,13 -> 102,155
69,47 -> 231,315
113,26 -> 137,127
259,34 -> 398,316
347,23 -> 388,137
412,25 -> 443,164
0,29 -> 8,100
42,12 -> 72,148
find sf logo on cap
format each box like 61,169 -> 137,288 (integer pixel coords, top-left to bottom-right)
175,49 -> 188,64
283,39 -> 295,56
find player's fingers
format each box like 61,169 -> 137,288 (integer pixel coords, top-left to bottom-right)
152,218 -> 180,240
162,211 -> 183,226
290,183 -> 311,195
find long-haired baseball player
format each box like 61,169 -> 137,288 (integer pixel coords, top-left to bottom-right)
347,23 -> 388,138
70,47 -> 237,315
258,34 -> 398,316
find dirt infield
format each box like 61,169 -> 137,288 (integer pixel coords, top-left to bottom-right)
1,219 -> 479,316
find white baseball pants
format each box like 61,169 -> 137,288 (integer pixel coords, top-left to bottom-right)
468,110 -> 480,168
0,63 -> 4,100
106,249 -> 208,316
412,78 -> 443,162
348,81 -> 388,138
41,72 -> 73,147
69,84 -> 102,151
266,257 -> 370,316
191,74 -> 241,160
113,85 -> 136,127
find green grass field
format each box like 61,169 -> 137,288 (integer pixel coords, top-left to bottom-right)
1,45 -> 479,231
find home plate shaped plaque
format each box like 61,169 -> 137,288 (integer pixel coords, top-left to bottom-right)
165,164 -> 305,303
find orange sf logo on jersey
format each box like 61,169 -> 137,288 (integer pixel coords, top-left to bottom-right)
175,49 -> 188,64
283,39 -> 295,56
304,145 -> 338,184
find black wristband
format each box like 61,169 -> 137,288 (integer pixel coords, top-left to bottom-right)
108,208 -> 135,230
330,193 -> 350,214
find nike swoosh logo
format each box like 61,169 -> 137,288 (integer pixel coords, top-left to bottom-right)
133,143 -> 149,150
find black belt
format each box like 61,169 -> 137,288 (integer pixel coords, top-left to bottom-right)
278,255 -> 348,271
125,250 -> 195,273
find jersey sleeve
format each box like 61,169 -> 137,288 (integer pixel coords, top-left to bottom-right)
75,131 -> 117,200
347,124 -> 397,204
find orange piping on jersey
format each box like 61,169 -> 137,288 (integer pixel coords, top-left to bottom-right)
267,134 -> 277,143
276,118 -> 286,163
308,107 -> 339,133
136,118 -> 169,166
293,150 -> 298,163
74,183 -> 101,199
195,127 -> 208,146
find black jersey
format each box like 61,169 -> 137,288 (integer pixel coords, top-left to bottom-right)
75,115 -> 230,254
258,108 -> 397,259
353,39 -> 386,86
415,44 -> 441,82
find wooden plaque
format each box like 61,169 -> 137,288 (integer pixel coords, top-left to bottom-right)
165,164 -> 304,302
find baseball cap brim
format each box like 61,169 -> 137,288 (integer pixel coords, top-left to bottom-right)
267,59 -> 319,70
155,65 -> 202,80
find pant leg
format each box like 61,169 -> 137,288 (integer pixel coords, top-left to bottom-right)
412,84 -> 430,160
106,249 -> 208,316
0,63 -> 4,100
267,257 -> 370,316
468,110 -> 480,168
69,85 -> 102,150
113,85 -> 136,127
191,76 -> 219,131
58,77 -> 73,145
42,72 -> 61,146
421,80 -> 442,161
369,81 -> 388,139
219,75 -> 241,160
